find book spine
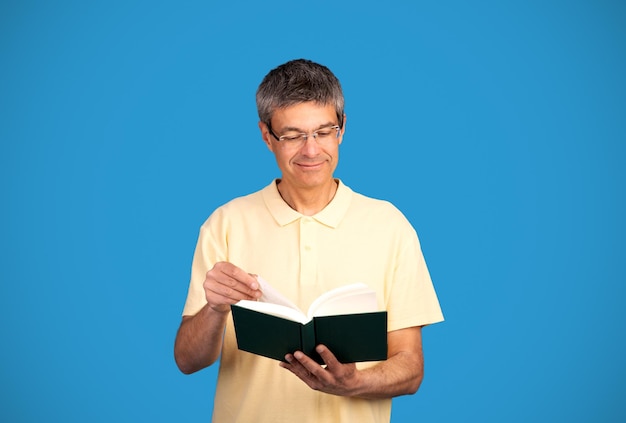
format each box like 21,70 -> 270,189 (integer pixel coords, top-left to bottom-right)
301,321 -> 322,363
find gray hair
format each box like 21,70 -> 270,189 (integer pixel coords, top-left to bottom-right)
256,59 -> 345,127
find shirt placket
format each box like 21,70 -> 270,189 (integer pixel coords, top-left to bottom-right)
299,216 -> 318,287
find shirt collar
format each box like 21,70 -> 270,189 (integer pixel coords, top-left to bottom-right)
262,179 -> 352,228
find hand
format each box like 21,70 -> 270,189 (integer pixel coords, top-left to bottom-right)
280,345 -> 361,397
203,261 -> 262,313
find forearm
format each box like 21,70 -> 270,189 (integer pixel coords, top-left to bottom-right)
351,350 -> 423,399
174,304 -> 229,374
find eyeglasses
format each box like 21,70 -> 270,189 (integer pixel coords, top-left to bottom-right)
267,123 -> 342,147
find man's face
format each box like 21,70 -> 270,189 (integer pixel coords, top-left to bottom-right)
259,102 -> 344,191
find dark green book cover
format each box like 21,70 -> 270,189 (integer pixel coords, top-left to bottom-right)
231,305 -> 388,364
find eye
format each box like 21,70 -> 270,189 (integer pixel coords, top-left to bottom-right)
280,134 -> 303,142
315,129 -> 333,138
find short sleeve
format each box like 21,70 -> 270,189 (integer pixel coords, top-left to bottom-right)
181,209 -> 229,316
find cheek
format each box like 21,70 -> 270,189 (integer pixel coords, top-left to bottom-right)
275,150 -> 295,166
328,146 -> 340,160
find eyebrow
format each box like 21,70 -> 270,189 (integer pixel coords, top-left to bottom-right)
279,122 -> 338,133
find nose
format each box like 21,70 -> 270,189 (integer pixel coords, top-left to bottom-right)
300,134 -> 322,155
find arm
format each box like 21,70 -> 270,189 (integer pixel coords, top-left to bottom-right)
280,326 -> 424,398
174,262 -> 261,374
174,305 -> 229,374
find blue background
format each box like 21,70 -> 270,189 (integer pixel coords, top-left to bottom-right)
2,1 -> 624,421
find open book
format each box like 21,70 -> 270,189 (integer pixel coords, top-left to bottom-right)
231,278 -> 387,364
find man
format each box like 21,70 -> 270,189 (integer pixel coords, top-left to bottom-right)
174,59 -> 443,422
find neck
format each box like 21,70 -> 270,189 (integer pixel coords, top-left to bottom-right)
277,179 -> 338,216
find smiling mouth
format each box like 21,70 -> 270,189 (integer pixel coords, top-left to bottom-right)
296,162 -> 324,169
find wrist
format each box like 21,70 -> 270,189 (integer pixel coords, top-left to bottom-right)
199,302 -> 231,320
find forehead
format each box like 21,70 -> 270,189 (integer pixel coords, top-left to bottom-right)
271,102 -> 337,129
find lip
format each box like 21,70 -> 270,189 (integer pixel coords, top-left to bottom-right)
295,162 -> 324,170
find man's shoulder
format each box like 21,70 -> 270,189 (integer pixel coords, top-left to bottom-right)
342,182 -> 419,225
348,187 -> 403,215
217,186 -> 267,213
224,188 -> 265,207
203,183 -> 271,223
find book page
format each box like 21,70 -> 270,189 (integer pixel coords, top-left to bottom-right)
235,300 -> 310,324
256,276 -> 303,313
308,283 -> 378,318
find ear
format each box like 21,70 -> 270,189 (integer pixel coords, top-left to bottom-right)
338,114 -> 347,145
258,121 -> 275,152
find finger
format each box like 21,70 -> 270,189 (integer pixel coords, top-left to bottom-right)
207,263 -> 261,299
204,277 -> 260,302
315,344 -> 340,370
217,262 -> 259,289
205,284 -> 248,304
281,354 -> 322,388
280,354 -> 306,377
292,351 -> 332,382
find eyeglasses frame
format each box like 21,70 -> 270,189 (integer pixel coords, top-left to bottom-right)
266,121 -> 343,144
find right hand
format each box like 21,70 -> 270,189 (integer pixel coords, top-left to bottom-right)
203,262 -> 262,313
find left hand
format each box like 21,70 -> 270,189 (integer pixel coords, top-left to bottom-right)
279,345 -> 362,396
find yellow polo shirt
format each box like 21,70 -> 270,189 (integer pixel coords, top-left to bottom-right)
182,180 -> 443,423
